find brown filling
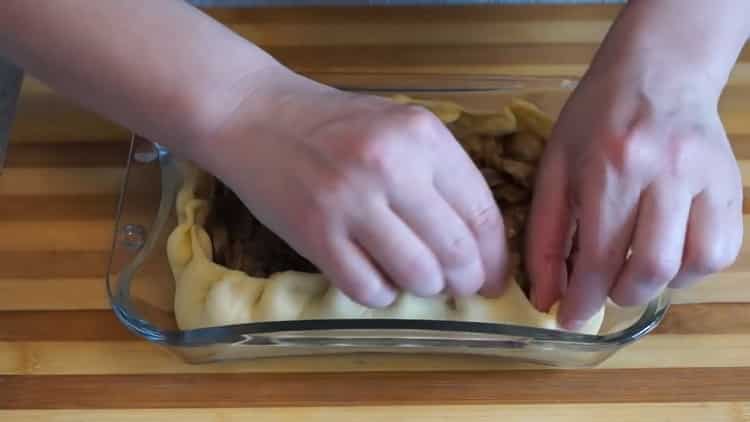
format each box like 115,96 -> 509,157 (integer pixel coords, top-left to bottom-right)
206,184 -> 318,277
206,110 -> 544,294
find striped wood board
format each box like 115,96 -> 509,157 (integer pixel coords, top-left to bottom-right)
1,5 -> 749,420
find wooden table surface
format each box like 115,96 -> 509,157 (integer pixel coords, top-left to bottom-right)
2,5 -> 750,420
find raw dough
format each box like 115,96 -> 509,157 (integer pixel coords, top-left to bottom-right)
166,97 -> 606,334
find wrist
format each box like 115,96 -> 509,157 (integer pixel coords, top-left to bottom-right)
590,0 -> 748,98
175,58 -> 282,154
182,60 -> 342,174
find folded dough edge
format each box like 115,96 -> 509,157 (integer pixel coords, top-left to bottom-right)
165,162 -> 605,334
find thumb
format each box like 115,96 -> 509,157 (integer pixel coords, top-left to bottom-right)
525,145 -> 574,312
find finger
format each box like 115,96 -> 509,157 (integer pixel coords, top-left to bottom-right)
670,190 -> 743,288
320,231 -> 399,308
558,175 -> 640,330
351,200 -> 445,297
609,183 -> 690,306
526,143 -> 574,312
389,186 -> 484,297
432,147 -> 507,297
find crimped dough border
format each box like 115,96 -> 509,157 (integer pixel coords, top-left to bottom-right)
167,163 -> 605,333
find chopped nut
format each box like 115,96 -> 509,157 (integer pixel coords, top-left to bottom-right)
500,158 -> 536,188
480,167 -> 503,188
493,183 -> 530,204
505,223 -> 519,241
503,205 -> 527,245
507,234 -> 524,253
482,136 -> 503,160
210,224 -> 229,263
508,252 -> 521,269
229,239 -> 245,271
503,205 -> 529,234
460,134 -> 484,158
487,151 -> 506,173
506,131 -> 544,162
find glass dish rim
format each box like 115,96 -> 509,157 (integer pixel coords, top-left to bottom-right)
106,74 -> 671,349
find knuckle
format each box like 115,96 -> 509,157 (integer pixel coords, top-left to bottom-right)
467,203 -> 503,235
440,233 -> 477,268
398,106 -> 445,146
582,250 -> 617,274
309,176 -> 349,215
401,105 -> 441,133
307,196 -> 331,224
314,237 -> 343,271
668,139 -> 695,178
351,106 -> 445,175
604,131 -> 652,175
691,245 -> 737,275
637,255 -> 681,283
352,136 -> 394,174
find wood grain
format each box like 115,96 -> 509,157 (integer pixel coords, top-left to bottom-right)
0,303 -> 747,342
0,311 -> 135,342
0,221 -> 121,252
652,304 -> 750,335
2,368 -> 750,409
0,168 -> 158,196
0,278 -> 109,311
202,5 -> 624,24
1,334 -> 749,376
0,251 -> 114,278
4,142 -> 130,168
2,4 -> 750,417
2,402 -> 745,422
671,272 -> 750,303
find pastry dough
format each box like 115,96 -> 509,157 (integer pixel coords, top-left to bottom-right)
166,97 -> 606,335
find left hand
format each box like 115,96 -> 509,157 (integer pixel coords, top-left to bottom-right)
526,46 -> 743,330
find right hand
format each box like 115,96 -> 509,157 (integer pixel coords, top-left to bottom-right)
195,71 -> 509,307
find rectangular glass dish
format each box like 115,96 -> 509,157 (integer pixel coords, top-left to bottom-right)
106,73 -> 670,367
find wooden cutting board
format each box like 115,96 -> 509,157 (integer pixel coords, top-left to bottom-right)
1,5 -> 749,420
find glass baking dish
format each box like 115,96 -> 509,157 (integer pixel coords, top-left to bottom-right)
106,73 -> 670,367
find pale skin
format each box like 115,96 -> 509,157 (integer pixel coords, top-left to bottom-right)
0,0 -> 745,329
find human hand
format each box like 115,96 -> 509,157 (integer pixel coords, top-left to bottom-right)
196,71 -> 508,308
527,46 -> 743,330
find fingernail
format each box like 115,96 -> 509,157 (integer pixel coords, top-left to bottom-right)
370,285 -> 398,308
413,277 -> 444,297
559,318 -> 587,331
557,301 -> 586,331
560,318 -> 586,332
